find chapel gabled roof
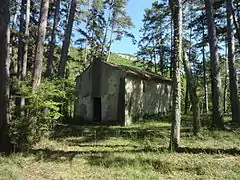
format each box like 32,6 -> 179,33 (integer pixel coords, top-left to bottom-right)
103,61 -> 172,83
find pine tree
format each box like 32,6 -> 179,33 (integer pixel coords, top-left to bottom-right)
0,0 -> 11,153
32,0 -> 49,90
169,0 -> 183,151
58,0 -> 76,78
226,0 -> 240,123
205,0 -> 224,129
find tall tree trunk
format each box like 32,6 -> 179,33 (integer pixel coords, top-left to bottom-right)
19,0 -> 30,115
46,0 -> 60,79
58,0 -> 76,78
185,19 -> 192,115
15,0 -> 25,117
10,0 -> 20,74
23,0 -> 30,81
13,0 -> 21,28
17,0 -> 25,78
0,0 -> 11,153
184,84 -> 189,114
32,0 -> 49,90
106,27 -> 114,62
170,18 -> 173,78
227,0 -> 240,123
231,4 -> 240,44
204,0 -> 224,129
223,40 -> 228,113
202,12 -> 209,113
169,0 -> 182,152
101,3 -> 112,57
84,0 -> 91,64
183,52 -> 201,135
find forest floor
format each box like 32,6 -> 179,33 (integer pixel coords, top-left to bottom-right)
1,116 -> 240,180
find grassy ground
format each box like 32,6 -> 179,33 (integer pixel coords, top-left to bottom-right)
1,117 -> 240,180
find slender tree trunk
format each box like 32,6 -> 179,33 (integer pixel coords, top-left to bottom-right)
170,18 -> 173,78
58,0 -> 76,78
84,0 -> 90,64
107,27 -> 114,62
159,37 -> 165,75
183,52 -> 201,135
185,20 -> 192,115
227,0 -> 240,123
184,84 -> 189,114
231,4 -> 240,44
202,12 -> 209,113
32,0 -> 49,90
19,0 -> 30,114
205,0 -> 224,129
101,3 -> 112,57
17,0 -> 25,78
153,39 -> 157,73
169,0 -> 182,152
223,69 -> 228,113
10,0 -> 20,74
15,0 -> 25,117
13,0 -> 21,28
46,0 -> 60,79
223,40 -> 228,113
0,0 -> 11,153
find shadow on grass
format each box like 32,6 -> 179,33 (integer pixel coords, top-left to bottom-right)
30,145 -> 240,164
52,124 -> 172,145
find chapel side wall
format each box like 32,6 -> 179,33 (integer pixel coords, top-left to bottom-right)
75,66 -> 93,122
142,81 -> 172,115
124,75 -> 172,125
100,63 -> 122,122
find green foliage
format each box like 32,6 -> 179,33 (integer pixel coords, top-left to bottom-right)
138,1 -> 171,76
10,79 -> 64,149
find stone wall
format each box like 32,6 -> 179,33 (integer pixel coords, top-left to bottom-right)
75,63 -> 122,123
75,66 -> 93,121
124,75 -> 172,125
101,63 -> 121,122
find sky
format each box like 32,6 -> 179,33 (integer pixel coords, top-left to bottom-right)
110,0 -> 154,55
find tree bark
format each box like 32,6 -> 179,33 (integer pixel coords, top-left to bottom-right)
19,0 -> 30,114
226,0 -> 240,123
0,0 -> 11,153
101,2 -> 112,57
202,12 -> 209,113
32,0 -> 49,90
58,0 -> 76,78
184,84 -> 189,114
84,0 -> 91,64
169,0 -> 182,152
106,27 -> 114,62
17,0 -> 25,78
231,4 -> 240,44
183,52 -> 201,135
204,0 -> 224,129
46,0 -> 61,79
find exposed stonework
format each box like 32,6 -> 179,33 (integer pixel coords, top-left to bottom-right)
124,76 -> 172,125
75,61 -> 172,125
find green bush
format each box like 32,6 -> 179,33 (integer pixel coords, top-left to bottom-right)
10,79 -> 64,150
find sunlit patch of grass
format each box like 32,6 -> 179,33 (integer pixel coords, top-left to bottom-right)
1,119 -> 240,179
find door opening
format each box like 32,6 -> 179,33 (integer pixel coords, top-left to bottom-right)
93,97 -> 102,122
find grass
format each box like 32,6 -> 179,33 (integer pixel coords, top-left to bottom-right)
109,53 -> 152,71
1,117 -> 240,179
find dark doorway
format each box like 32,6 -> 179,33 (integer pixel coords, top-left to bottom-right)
93,97 -> 102,122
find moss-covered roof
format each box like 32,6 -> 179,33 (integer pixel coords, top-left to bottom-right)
104,61 -> 172,83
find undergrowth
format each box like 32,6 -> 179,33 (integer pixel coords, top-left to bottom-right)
1,116 -> 240,180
